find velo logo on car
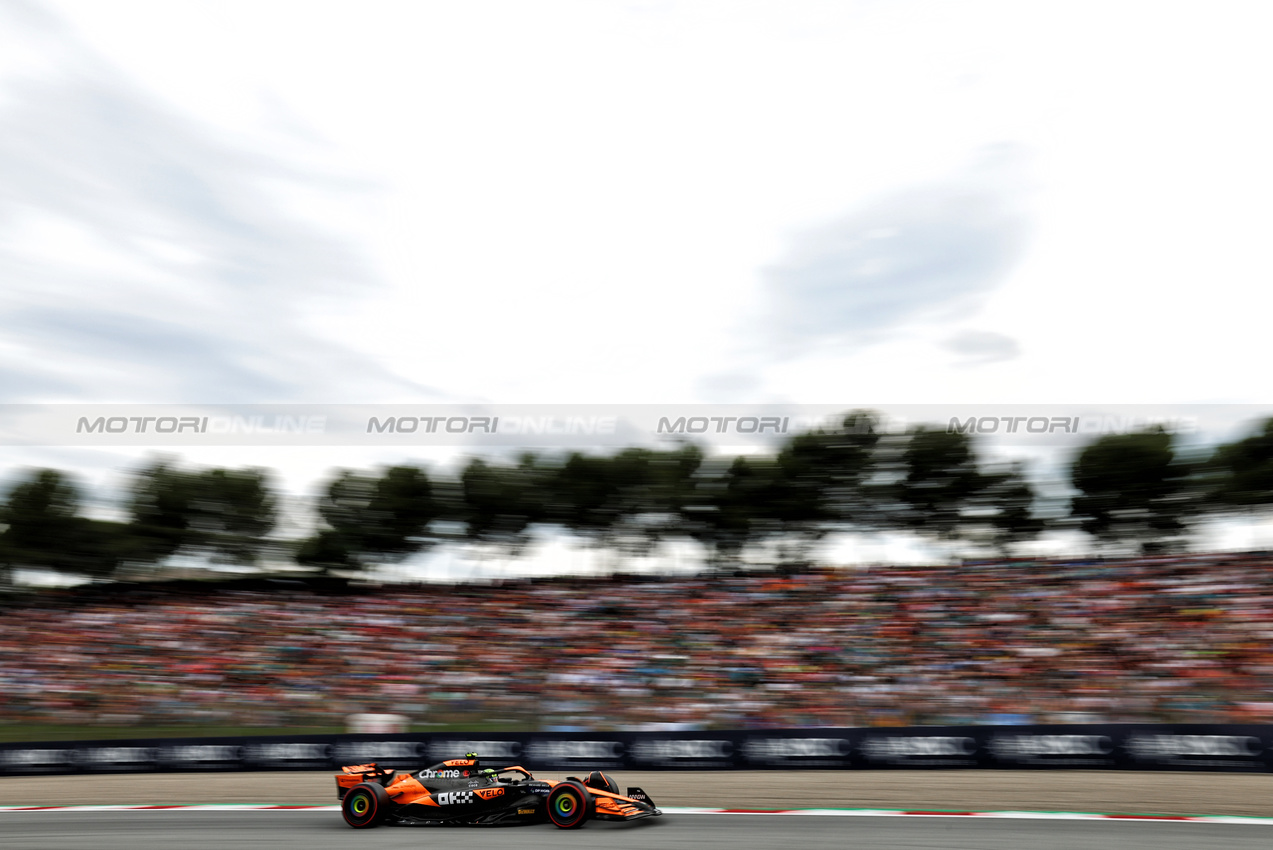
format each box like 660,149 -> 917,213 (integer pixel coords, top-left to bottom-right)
474,788 -> 504,800
436,791 -> 474,806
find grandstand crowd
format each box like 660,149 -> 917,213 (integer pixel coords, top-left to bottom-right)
3,552 -> 1273,731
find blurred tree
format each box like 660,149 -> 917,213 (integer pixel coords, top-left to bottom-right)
457,456 -> 545,556
548,446 -> 703,559
964,462 -> 1046,554
633,444 -> 705,554
679,455 -> 782,570
1,469 -> 130,579
550,452 -> 620,544
770,410 -> 883,561
892,427 -> 987,540
2,469 -> 82,556
299,465 -> 440,572
296,471 -> 370,572
1069,428 -> 1195,553
128,463 -> 277,567
127,461 -> 198,562
191,468 -> 276,564
1206,417 -> 1273,513
361,465 -> 439,559
294,527 -> 358,573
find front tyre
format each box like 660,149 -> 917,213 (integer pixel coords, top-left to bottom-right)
341,782 -> 389,829
547,781 -> 592,829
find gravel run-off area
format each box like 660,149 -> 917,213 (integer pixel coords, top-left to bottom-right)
4,770 -> 1273,817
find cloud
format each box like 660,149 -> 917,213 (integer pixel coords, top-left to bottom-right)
760,145 -> 1032,358
0,2 -> 438,404
941,329 -> 1022,365
695,371 -> 763,403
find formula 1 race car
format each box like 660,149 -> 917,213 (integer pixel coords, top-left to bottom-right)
335,753 -> 661,829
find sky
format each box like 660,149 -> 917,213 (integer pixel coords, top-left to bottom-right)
2,0 -> 1272,574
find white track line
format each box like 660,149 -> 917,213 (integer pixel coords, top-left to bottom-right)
2,805 -> 1273,825
0,805 -> 340,812
666,807 -> 1273,825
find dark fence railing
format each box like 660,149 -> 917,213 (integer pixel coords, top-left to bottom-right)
3,725 -> 1272,776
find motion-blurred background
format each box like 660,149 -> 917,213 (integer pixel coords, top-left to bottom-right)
3,412 -> 1273,740
1,1 -> 1272,743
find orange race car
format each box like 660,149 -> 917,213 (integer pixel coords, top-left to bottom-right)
335,752 -> 661,829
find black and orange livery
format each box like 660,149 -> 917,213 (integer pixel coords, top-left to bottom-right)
336,752 -> 660,829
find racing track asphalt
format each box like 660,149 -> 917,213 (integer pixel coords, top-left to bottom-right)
3,811 -> 1272,850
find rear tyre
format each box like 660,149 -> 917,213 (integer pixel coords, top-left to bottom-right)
547,781 -> 591,829
341,782 -> 389,829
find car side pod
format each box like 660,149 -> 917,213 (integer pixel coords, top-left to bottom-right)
342,781 -> 389,829
546,781 -> 592,829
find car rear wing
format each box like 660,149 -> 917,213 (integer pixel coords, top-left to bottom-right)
335,762 -> 397,801
341,762 -> 394,780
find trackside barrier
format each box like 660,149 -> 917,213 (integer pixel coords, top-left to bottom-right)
3,725 -> 1273,776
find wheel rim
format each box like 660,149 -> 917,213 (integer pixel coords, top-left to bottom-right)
554,791 -> 579,819
351,793 -> 370,817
